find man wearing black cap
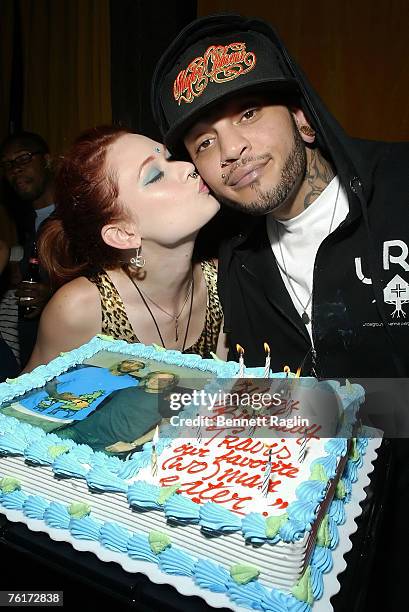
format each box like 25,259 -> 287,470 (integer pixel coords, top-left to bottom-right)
152,13 -> 409,609
152,13 -> 409,380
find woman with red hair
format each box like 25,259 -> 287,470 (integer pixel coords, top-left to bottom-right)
24,126 -> 225,370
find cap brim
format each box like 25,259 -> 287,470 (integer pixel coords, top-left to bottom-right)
163,77 -> 299,152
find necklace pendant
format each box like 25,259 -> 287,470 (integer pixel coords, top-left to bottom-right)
301,311 -> 310,325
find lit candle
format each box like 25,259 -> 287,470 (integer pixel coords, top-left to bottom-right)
151,425 -> 159,479
298,437 -> 308,463
261,446 -> 273,497
295,367 -> 301,378
283,365 -> 291,377
263,343 -> 271,378
236,344 -> 245,378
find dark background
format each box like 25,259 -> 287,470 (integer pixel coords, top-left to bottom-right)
1,0 -> 408,154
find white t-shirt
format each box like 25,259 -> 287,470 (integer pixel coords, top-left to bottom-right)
266,176 -> 348,341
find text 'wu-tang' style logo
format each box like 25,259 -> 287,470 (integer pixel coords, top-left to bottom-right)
173,42 -> 257,105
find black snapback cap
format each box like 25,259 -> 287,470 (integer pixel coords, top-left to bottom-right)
152,13 -> 299,153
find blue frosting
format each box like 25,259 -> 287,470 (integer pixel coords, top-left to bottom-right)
0,489 -> 27,510
127,534 -> 158,563
69,516 -> 102,540
158,547 -> 196,576
311,545 -> 333,574
117,454 -> 151,480
69,445 -> 94,463
127,481 -> 161,511
260,588 -> 310,612
310,564 -> 324,600
324,438 -> 348,457
287,500 -> 318,530
295,480 -> 327,503
199,502 -> 242,534
194,559 -> 230,593
0,431 -> 27,455
279,518 -> 306,542
242,512 -> 270,544
311,455 -> 338,479
23,495 -> 49,519
24,439 -> 55,465
164,494 -> 200,524
86,467 -> 128,493
227,579 -> 268,610
329,499 -> 346,525
44,502 -> 71,529
99,522 -> 130,552
53,453 -> 88,478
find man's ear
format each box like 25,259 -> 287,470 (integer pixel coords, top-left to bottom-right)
290,107 -> 316,144
101,222 -> 141,250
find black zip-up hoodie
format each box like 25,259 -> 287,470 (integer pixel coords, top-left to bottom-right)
218,35 -> 409,379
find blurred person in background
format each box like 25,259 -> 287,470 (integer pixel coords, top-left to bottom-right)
0,132 -> 55,367
0,239 -> 19,380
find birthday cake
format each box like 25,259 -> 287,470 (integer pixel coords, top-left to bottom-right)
0,335 -> 368,611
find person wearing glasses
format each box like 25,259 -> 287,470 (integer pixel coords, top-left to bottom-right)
0,132 -> 55,367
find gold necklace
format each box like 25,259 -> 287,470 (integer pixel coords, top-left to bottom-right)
129,268 -> 194,345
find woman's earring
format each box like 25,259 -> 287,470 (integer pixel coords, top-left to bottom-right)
130,246 -> 145,268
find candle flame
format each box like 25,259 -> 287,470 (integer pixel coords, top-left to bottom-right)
152,424 -> 159,446
264,342 -> 270,353
236,344 -> 244,355
295,367 -> 301,378
283,365 -> 291,374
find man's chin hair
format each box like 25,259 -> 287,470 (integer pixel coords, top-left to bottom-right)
219,195 -> 278,216
218,179 -> 299,216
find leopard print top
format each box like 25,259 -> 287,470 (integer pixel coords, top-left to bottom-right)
88,261 -> 223,358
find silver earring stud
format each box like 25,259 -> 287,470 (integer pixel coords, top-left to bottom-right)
130,246 -> 145,268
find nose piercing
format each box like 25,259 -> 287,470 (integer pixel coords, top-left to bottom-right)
221,173 -> 226,179
220,161 -> 228,168
189,171 -> 199,179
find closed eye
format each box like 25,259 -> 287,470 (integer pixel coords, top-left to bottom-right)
143,169 -> 164,185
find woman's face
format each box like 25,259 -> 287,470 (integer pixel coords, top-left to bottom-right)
106,134 -> 220,246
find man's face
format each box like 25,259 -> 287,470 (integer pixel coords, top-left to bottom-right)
1,142 -> 49,201
184,94 -> 306,216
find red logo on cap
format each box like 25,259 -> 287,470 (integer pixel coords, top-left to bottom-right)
173,42 -> 256,105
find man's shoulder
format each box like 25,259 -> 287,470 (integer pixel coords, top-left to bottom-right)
349,137 -> 409,171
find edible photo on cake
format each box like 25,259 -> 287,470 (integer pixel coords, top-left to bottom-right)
0,349 -> 214,455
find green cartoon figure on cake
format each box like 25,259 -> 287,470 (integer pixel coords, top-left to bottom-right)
37,380 -> 105,416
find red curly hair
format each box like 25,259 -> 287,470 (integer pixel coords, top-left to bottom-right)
38,125 -> 129,289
